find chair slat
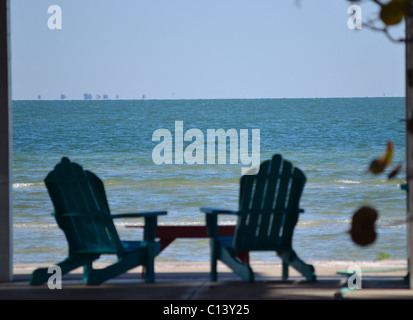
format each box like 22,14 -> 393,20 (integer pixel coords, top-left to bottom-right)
256,156 -> 282,246
244,174 -> 267,245
267,160 -> 292,247
279,168 -> 306,248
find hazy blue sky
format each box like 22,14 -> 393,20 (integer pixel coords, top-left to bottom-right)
10,0 -> 405,100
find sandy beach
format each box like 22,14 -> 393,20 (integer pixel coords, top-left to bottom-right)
13,259 -> 408,277
1,259 -> 411,301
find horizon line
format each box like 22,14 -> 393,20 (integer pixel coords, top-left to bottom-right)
12,95 -> 406,102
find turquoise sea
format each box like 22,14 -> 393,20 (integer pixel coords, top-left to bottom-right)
12,97 -> 407,265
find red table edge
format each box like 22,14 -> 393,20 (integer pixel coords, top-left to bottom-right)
126,224 -> 250,265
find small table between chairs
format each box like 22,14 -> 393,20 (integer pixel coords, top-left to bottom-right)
125,224 -> 250,264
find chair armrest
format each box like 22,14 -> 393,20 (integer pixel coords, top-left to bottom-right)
200,207 -> 239,215
111,211 -> 167,219
201,207 -> 239,239
112,211 -> 167,242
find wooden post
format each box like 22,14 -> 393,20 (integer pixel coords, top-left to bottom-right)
0,0 -> 12,282
406,1 -> 413,289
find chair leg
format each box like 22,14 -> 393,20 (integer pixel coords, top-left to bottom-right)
278,250 -> 316,282
85,244 -> 160,285
143,242 -> 159,283
30,257 -> 88,285
282,261 -> 289,280
403,272 -> 409,285
82,262 -> 94,283
211,261 -> 218,282
209,239 -> 253,282
86,250 -> 147,285
220,247 -> 254,282
210,239 -> 218,281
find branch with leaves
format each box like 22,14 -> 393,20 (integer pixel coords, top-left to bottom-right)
348,0 -> 411,42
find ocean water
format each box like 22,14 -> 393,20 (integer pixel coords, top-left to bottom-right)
12,97 -> 407,264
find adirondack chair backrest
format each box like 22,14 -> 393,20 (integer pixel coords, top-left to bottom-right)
233,154 -> 306,252
44,157 -> 125,256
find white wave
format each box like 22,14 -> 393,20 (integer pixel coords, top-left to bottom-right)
14,223 -> 58,229
13,182 -> 43,189
335,179 -> 361,184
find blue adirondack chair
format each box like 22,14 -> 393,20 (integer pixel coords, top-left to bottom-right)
201,154 -> 316,282
30,157 -> 167,285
